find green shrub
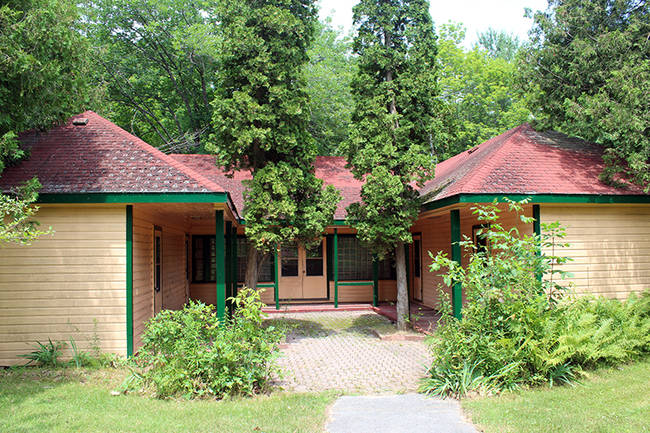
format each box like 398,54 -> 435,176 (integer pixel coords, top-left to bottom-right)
420,199 -> 650,397
134,288 -> 283,399
19,338 -> 66,367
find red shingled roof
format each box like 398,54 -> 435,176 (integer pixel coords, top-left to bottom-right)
170,155 -> 360,219
2,112 -> 644,215
421,123 -> 646,202
0,111 -> 224,194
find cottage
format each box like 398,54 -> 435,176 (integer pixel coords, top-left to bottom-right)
0,111 -> 648,365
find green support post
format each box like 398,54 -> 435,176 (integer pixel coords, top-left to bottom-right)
126,205 -> 133,357
533,204 -> 542,283
372,258 -> 379,307
232,226 -> 238,300
450,209 -> 462,319
215,210 -> 226,321
274,248 -> 280,310
334,229 -> 339,308
225,221 -> 232,310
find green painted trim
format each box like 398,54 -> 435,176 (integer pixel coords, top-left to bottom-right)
372,259 -> 379,307
331,220 -> 349,226
231,226 -> 238,301
532,204 -> 541,236
422,193 -> 650,212
225,221 -> 233,315
338,281 -> 373,286
533,204 -> 542,283
333,229 -> 339,309
274,249 -> 280,310
450,209 -> 462,319
255,282 -> 275,288
37,192 -> 228,204
125,205 -> 134,357
215,210 -> 226,321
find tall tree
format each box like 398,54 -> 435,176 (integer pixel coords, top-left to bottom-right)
0,0 -> 93,243
438,23 -> 530,156
210,0 -> 339,288
520,0 -> 649,191
344,0 -> 443,330
476,28 -> 521,61
304,19 -> 355,155
83,0 -> 219,152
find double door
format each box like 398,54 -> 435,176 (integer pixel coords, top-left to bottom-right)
279,240 -> 327,300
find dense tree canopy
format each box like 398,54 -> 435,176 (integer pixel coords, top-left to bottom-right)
304,19 -> 355,155
344,0 -> 443,329
520,0 -> 649,191
83,0 -> 219,152
438,23 -> 530,156
0,0 -> 92,244
211,0 -> 339,287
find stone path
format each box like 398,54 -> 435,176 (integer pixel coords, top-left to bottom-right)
326,394 -> 480,433
270,311 -> 431,393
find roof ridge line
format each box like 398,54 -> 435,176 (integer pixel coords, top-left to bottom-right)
446,124 -> 528,193
86,112 -> 226,193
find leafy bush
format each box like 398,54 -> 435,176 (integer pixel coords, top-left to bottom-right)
420,200 -> 650,397
134,288 -> 283,399
19,338 -> 66,367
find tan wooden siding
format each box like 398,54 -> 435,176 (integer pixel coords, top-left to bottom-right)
132,205 -> 189,350
0,205 -> 126,366
325,280 -> 397,303
541,204 -> 650,299
413,204 -> 533,310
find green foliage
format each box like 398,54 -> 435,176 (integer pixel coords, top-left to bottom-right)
437,23 -> 530,157
304,19 -> 355,155
1,0 -> 90,244
134,289 -> 283,399
519,0 -> 650,191
68,338 -> 94,369
476,28 -> 521,61
422,200 -> 650,397
210,0 -> 338,258
19,339 -> 66,367
344,0 -> 443,258
243,162 -> 339,253
0,178 -> 52,244
82,0 -> 218,151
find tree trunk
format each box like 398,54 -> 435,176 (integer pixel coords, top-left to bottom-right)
395,242 -> 410,331
244,243 -> 259,289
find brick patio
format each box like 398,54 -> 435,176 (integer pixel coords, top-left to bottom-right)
270,311 -> 432,394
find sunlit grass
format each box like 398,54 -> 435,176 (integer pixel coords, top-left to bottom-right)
0,367 -> 337,433
462,359 -> 650,433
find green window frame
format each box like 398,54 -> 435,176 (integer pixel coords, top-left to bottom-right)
236,237 -> 274,283
192,235 -> 216,283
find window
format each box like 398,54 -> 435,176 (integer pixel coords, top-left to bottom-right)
192,235 -> 275,284
281,243 -> 299,277
154,230 -> 162,291
473,224 -> 490,254
378,255 -> 396,280
236,237 -> 274,283
338,236 -> 372,280
413,239 -> 421,278
306,242 -> 324,276
192,235 -> 216,283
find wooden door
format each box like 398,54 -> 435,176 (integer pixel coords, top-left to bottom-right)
302,240 -> 327,299
412,234 -> 423,302
279,240 -> 327,300
153,227 -> 163,314
279,243 -> 302,300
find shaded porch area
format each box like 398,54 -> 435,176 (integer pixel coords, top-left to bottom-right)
263,302 -> 440,334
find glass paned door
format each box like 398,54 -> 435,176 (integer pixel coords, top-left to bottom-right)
412,235 -> 423,302
278,240 -> 327,300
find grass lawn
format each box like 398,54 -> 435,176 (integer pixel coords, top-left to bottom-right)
0,367 -> 337,433
462,359 -> 650,433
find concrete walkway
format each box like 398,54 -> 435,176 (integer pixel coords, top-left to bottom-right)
326,394 -> 479,433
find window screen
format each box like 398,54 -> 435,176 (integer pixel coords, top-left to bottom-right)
236,237 -> 274,283
192,235 -> 216,283
338,236 -> 373,280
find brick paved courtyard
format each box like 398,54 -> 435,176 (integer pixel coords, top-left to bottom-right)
267,311 -> 432,394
